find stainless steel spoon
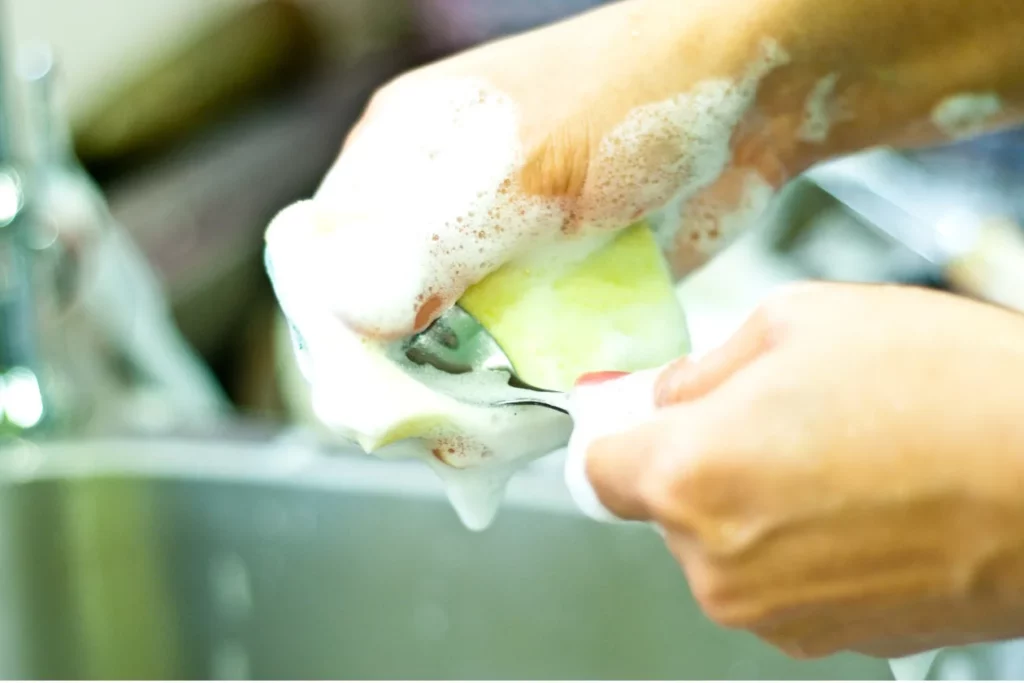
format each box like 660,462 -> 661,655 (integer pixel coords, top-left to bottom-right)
389,306 -> 570,414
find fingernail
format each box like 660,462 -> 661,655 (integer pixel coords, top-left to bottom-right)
575,371 -> 631,387
413,294 -> 445,332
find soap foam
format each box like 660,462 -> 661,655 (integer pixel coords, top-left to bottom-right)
264,43 -> 788,528
266,205 -> 572,468
678,170 -> 775,257
264,198 -> 633,531
307,321 -> 572,529
425,457 -> 523,530
581,39 -> 789,246
931,92 -> 1002,140
283,41 -> 788,339
564,366 -> 664,522
798,73 -> 839,144
307,78 -> 568,337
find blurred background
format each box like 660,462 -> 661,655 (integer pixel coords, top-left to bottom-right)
4,0 -> 1024,438
1,0 -> 635,437
0,0 -> 1023,679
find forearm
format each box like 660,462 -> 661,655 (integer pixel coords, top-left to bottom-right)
460,0 -> 1024,202
365,0 -> 1024,283
751,0 -> 1024,172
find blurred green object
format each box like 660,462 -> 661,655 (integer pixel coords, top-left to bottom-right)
11,42 -> 229,435
0,437 -> 893,680
73,0 -> 318,173
62,478 -> 181,678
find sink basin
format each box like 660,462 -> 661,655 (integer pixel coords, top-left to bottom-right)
0,436 -> 892,679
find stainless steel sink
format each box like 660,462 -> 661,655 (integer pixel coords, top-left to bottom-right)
0,436 -> 892,679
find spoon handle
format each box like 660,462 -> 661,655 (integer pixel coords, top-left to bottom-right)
495,389 -> 571,414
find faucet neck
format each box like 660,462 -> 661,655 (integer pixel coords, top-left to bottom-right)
20,45 -> 74,168
0,0 -> 33,168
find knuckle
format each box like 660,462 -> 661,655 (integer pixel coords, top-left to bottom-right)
345,85 -> 398,149
774,637 -> 836,660
686,564 -> 754,630
365,87 -> 385,113
749,293 -> 789,328
363,75 -> 410,118
685,563 -> 726,616
697,585 -> 782,632
364,84 -> 392,117
743,292 -> 798,348
641,443 -> 736,527
638,466 -> 683,523
700,595 -> 757,630
637,449 -> 708,526
772,640 -> 816,660
676,543 -> 792,636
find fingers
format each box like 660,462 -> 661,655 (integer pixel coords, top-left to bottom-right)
264,197 -> 453,341
295,77 -> 567,339
655,305 -> 778,407
583,301 -> 786,521
585,423 -> 660,521
570,369 -> 664,521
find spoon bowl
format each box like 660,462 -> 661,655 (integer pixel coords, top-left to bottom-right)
389,306 -> 570,414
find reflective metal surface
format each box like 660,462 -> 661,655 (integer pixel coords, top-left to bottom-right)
395,305 -> 571,414
0,12 -> 228,438
0,437 -> 892,679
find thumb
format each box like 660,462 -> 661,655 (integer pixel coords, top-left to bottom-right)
656,306 -> 777,407
577,306 -> 780,521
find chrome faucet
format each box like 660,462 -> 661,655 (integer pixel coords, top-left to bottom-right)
0,6 -> 48,434
0,5 -> 228,437
0,173 -> 46,435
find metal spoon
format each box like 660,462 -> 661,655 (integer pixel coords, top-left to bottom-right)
389,306 -> 571,414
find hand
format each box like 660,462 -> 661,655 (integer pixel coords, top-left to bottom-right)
270,0 -> 802,340
586,282 -> 1024,659
269,0 -> 1024,342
